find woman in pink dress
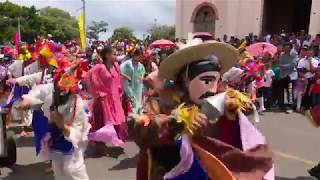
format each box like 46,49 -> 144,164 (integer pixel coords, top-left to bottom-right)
84,46 -> 127,148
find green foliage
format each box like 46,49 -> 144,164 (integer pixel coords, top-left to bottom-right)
148,24 -> 175,40
87,20 -> 108,40
0,2 -> 79,44
110,27 -> 135,42
38,7 -> 79,42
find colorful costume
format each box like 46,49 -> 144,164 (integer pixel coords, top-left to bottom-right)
120,59 -> 145,113
23,83 -> 90,179
11,40 -> 91,179
133,40 -> 274,180
84,63 -> 126,145
20,71 -> 91,180
4,60 -> 42,127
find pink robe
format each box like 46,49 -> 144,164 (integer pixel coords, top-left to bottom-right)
84,63 -> 126,146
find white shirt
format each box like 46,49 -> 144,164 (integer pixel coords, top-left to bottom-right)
297,57 -> 319,79
264,69 -> 275,87
15,68 -> 53,88
23,83 -> 91,168
8,60 -> 23,77
303,40 -> 312,47
8,60 -> 41,78
265,34 -> 271,43
151,62 -> 158,72
24,61 -> 40,75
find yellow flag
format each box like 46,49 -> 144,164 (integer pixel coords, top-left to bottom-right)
78,13 -> 86,50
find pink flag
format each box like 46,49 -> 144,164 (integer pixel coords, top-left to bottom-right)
14,31 -> 21,49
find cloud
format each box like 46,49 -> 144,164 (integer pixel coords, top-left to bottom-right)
2,0 -> 176,39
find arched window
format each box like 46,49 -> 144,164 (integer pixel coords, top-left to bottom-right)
193,6 -> 216,35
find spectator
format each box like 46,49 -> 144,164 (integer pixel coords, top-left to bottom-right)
229,36 -> 235,44
298,30 -> 307,45
271,59 -> 280,106
312,34 -> 320,47
302,35 -> 312,47
309,64 -> 320,107
299,45 -> 307,59
263,63 -> 275,109
313,45 -> 320,62
265,33 -> 271,43
294,71 -> 308,111
297,45 -> 319,110
253,35 -> 259,43
278,42 -> 297,112
223,34 -> 228,42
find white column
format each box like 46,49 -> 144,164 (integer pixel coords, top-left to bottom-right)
309,0 -> 320,36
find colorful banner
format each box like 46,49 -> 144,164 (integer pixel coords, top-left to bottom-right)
78,13 -> 86,50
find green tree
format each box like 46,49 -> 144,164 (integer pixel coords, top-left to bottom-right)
38,7 -> 79,42
87,20 -> 108,40
148,24 -> 175,40
0,2 -> 40,43
110,27 -> 135,42
0,2 -> 79,44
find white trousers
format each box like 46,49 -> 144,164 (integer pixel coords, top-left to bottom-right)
51,154 -> 89,180
294,90 -> 303,111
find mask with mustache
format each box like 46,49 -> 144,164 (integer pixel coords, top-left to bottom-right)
199,92 -> 216,99
182,56 -> 222,105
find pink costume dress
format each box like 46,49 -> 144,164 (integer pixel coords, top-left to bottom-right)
84,63 -> 127,146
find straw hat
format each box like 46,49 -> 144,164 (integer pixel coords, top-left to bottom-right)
159,40 -> 239,80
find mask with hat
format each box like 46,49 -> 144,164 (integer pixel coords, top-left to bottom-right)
159,39 -> 239,105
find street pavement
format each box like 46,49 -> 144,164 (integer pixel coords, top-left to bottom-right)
0,112 -> 319,180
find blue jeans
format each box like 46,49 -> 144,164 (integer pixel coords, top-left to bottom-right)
312,93 -> 320,106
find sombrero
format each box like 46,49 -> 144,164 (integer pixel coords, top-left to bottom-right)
159,41 -> 239,80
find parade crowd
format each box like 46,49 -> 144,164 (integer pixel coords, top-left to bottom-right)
0,30 -> 319,180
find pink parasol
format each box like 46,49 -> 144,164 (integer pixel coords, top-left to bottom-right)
246,42 -> 277,58
150,39 -> 176,47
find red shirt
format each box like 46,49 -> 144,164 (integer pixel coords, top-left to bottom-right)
312,77 -> 320,94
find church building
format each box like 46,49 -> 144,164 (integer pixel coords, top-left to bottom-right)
176,0 -> 320,39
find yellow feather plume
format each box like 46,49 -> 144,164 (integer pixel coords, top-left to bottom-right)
176,104 -> 200,136
226,87 -> 252,112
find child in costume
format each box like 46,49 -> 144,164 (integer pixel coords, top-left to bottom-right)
263,63 -> 275,110
133,40 -> 274,180
17,70 -> 91,180
14,43 -> 91,179
294,70 -> 308,111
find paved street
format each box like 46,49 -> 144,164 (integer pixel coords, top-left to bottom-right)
0,112 -> 319,180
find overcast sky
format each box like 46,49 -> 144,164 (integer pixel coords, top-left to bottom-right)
3,0 -> 176,39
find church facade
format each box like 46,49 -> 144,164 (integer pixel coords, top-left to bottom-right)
176,0 -> 320,39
